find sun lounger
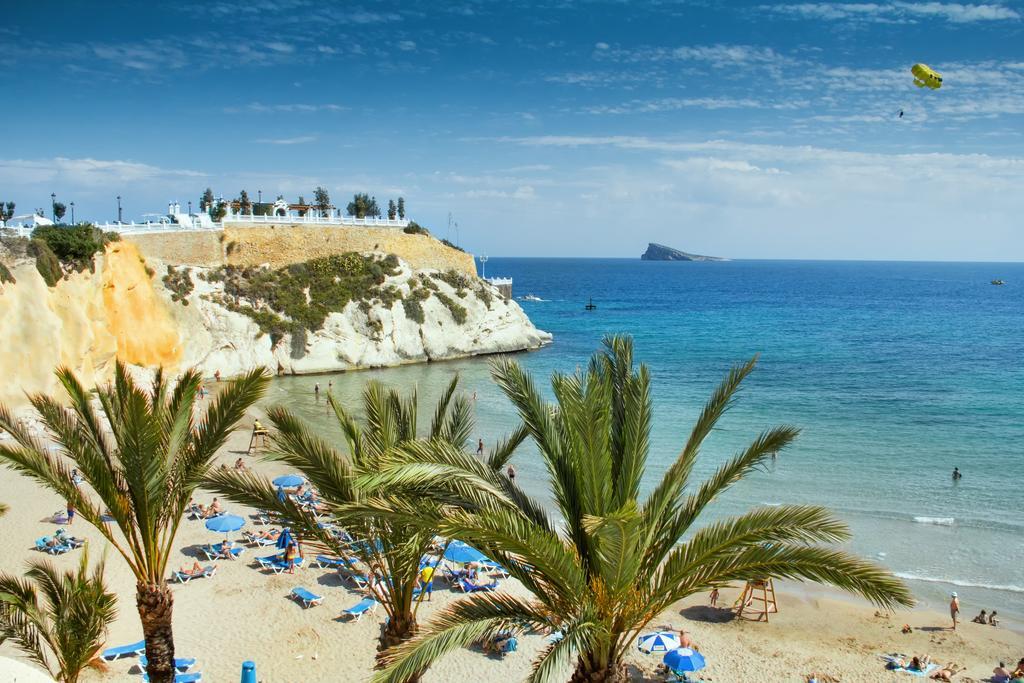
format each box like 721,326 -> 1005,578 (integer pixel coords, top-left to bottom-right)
291,587 -> 324,608
201,543 -> 245,561
243,531 -> 280,547
458,578 -> 499,593
173,565 -> 217,583
256,555 -> 304,574
314,555 -> 349,569
142,673 -> 202,683
140,655 -> 197,672
35,537 -> 72,555
340,597 -> 378,621
100,639 -> 146,661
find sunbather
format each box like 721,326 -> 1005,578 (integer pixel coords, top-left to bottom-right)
179,562 -> 204,577
909,655 -> 932,672
993,662 -> 1012,683
971,610 -> 987,624
248,528 -> 280,542
929,662 -> 965,681
207,498 -> 223,517
216,540 -> 237,559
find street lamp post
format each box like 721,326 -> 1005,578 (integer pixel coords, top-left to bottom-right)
70,202 -> 75,225
51,193 -> 56,222
478,254 -> 488,279
258,190 -> 262,214
116,196 -> 122,223
188,200 -> 192,216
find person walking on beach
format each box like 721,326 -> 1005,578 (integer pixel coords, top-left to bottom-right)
477,438 -> 484,456
709,588 -> 719,608
65,501 -> 75,525
952,467 -> 962,481
949,592 -> 960,630
507,464 -> 516,483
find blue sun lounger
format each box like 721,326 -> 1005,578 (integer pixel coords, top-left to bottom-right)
291,587 -> 324,608
256,555 -> 304,573
173,565 -> 217,583
100,639 -> 146,661
314,555 -> 349,569
202,542 -> 245,561
458,578 -> 499,593
140,655 -> 197,672
340,597 -> 378,621
35,536 -> 72,555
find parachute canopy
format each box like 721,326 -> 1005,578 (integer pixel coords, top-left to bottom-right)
911,63 -> 943,90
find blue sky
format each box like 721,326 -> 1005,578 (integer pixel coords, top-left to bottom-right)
1,1 -> 1022,260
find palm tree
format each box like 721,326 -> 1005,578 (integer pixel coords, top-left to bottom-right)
0,550 -> 117,683
0,362 -> 269,683
206,377 -> 525,670
372,336 -> 915,683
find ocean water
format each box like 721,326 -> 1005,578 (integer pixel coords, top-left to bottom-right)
263,259 -> 1024,621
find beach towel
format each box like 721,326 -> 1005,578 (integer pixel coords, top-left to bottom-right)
892,664 -> 939,677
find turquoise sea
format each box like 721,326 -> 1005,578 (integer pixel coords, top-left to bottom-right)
263,259 -> 1024,622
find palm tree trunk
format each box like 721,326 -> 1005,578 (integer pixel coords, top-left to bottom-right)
376,611 -> 419,682
570,654 -> 630,683
136,581 -> 175,683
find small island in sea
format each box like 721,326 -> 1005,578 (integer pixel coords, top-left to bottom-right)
641,242 -> 727,261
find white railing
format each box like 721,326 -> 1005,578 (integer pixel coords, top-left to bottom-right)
486,277 -> 513,286
225,213 -> 409,228
0,226 -> 34,238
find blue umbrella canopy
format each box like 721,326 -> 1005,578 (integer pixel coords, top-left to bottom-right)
637,631 -> 680,654
273,474 -> 304,488
443,542 -> 487,564
276,527 -> 294,550
205,514 -> 245,534
663,648 -> 706,673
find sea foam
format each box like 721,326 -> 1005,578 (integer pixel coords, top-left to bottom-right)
894,572 -> 1024,595
913,516 -> 955,526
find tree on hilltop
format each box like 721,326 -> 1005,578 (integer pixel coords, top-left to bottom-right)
387,198 -> 397,220
397,196 -> 405,220
347,193 -> 381,219
238,190 -> 251,215
200,188 -> 215,213
53,202 -> 66,222
313,186 -> 331,217
1,201 -> 14,222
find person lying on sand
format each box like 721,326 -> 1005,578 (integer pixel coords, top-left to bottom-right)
993,662 -> 1012,683
909,655 -> 932,672
929,662 -> 965,681
971,609 -> 987,623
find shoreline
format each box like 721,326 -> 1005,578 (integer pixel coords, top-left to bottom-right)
0,403 -> 1019,682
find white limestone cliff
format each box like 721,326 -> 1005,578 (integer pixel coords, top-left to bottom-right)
0,242 -> 550,411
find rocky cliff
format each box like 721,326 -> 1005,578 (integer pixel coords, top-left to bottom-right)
640,243 -> 726,261
0,240 -> 550,411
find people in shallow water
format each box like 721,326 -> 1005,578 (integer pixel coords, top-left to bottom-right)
952,467 -> 962,480
972,609 -> 988,623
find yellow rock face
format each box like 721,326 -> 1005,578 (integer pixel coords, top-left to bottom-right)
0,241 -> 181,409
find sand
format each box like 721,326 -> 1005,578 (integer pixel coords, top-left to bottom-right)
0,408 -> 1019,683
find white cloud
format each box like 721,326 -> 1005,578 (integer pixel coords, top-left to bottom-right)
762,2 -> 1020,23
223,102 -> 347,113
586,96 -> 808,114
0,157 -> 206,189
397,40 -> 417,51
265,41 -> 295,53
595,43 -> 790,68
254,136 -> 317,145
594,42 -> 610,50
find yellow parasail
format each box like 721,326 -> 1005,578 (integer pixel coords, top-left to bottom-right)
911,63 -> 943,90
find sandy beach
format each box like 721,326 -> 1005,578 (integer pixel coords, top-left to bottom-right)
0,407 -> 1019,683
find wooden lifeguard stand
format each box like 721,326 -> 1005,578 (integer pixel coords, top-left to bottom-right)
735,579 -> 778,622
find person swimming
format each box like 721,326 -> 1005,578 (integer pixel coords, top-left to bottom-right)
952,467 -> 962,480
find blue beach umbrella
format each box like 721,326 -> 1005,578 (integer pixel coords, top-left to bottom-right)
205,514 -> 245,534
637,631 -> 680,654
273,474 -> 304,488
443,543 -> 487,564
276,527 -> 294,550
663,648 -> 706,673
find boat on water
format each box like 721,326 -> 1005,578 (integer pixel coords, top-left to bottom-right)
522,294 -> 543,302
991,279 -> 1005,285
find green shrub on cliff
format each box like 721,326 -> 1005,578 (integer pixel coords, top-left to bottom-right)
435,291 -> 467,324
402,298 -> 425,324
209,252 -> 402,335
31,224 -> 117,274
0,262 -> 14,285
28,238 -> 62,286
403,221 -> 429,236
162,265 -> 194,305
